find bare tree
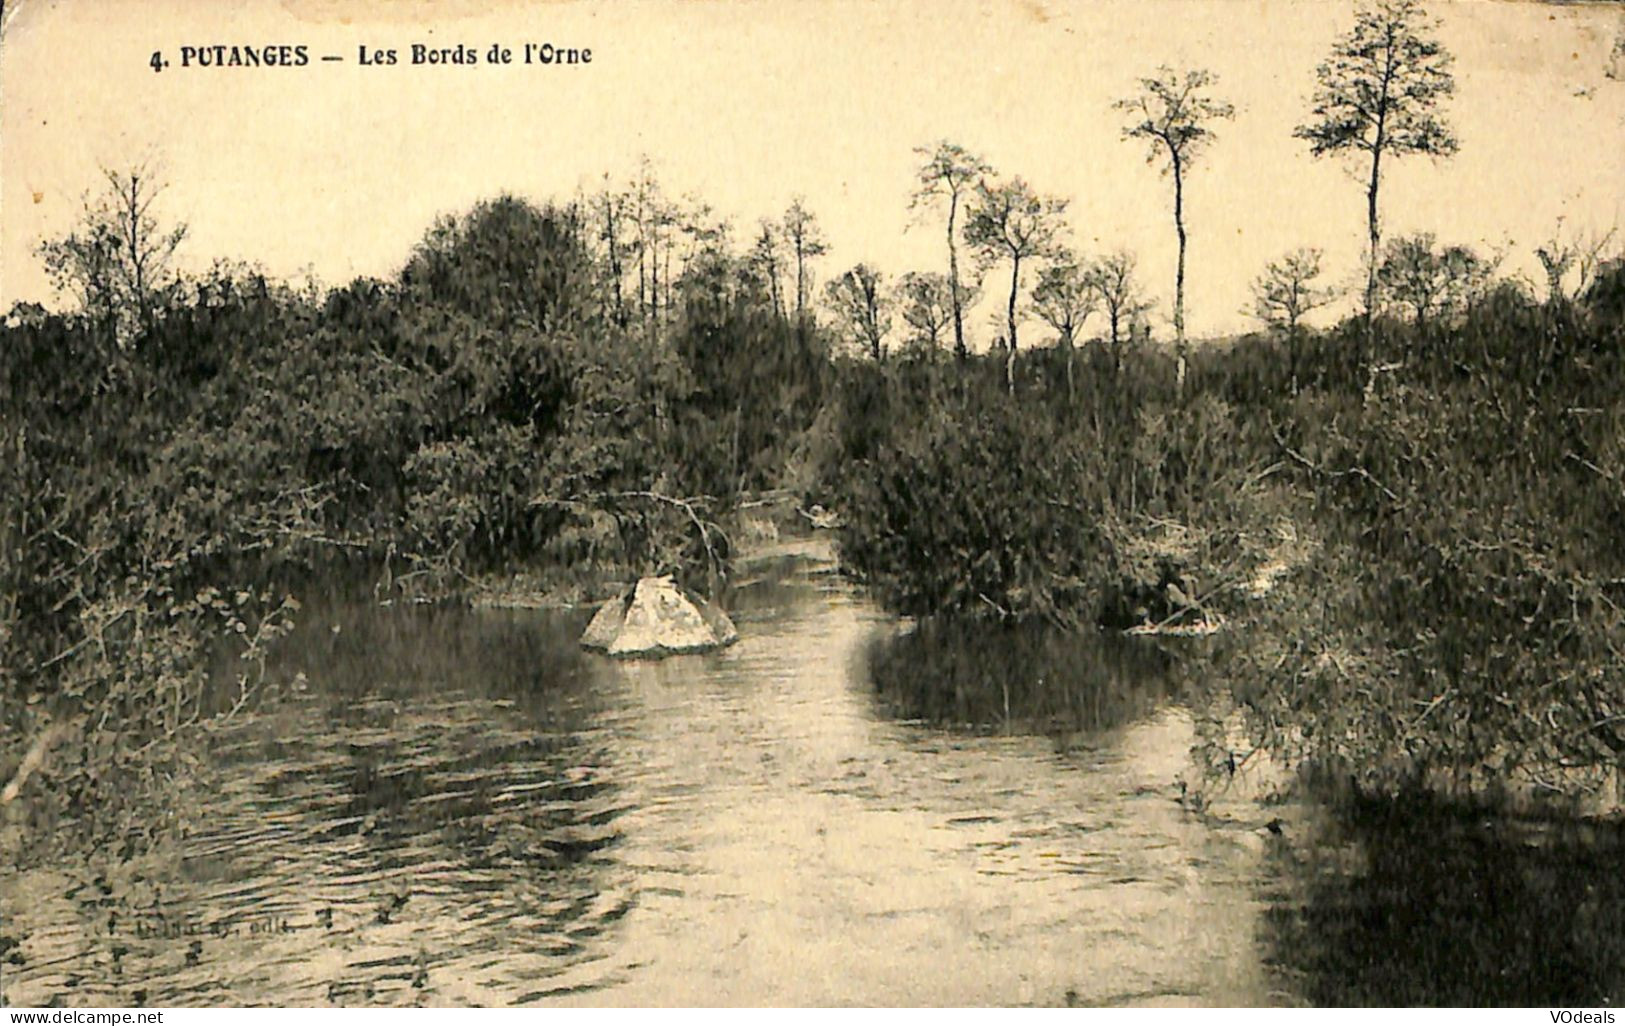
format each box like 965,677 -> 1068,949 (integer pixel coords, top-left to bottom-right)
1115,66 -> 1234,354
963,177 -> 1068,391
627,158 -> 683,337
39,161 -> 188,345
1295,0 -> 1458,327
896,271 -> 955,354
1535,219 -> 1618,306
593,177 -> 633,327
1087,249 -> 1152,358
1030,252 -> 1097,400
911,141 -> 995,361
781,197 -> 828,328
824,263 -> 891,362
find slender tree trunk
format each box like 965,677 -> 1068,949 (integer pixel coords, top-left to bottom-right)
948,192 -> 966,362
794,247 -> 806,327
1359,143 -> 1385,397
122,175 -> 152,336
1006,254 -> 1021,394
651,232 -> 662,337
1287,318 -> 1301,395
1063,328 -> 1075,402
662,243 -> 673,335
867,282 -> 883,362
1172,157 -> 1189,398
1365,145 -> 1384,327
1006,255 -> 1021,352
605,201 -> 625,327
1172,156 -> 1187,347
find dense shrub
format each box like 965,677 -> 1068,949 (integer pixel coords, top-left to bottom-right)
834,388 -> 1110,624
1228,291 -> 1625,797
823,273 -> 1625,803
0,193 -> 835,862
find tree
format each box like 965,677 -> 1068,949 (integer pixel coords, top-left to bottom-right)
1087,249 -> 1152,359
38,161 -> 188,345
592,177 -> 633,328
1030,253 -> 1097,399
1252,247 -> 1338,393
781,197 -> 828,327
1535,219 -> 1618,307
1115,66 -> 1234,352
1252,247 -> 1338,336
674,204 -> 735,320
745,219 -> 787,318
911,141 -> 995,361
629,158 -> 678,335
1295,0 -> 1458,326
963,177 -> 1068,391
824,263 -> 890,361
1375,232 -> 1492,329
895,271 -> 955,354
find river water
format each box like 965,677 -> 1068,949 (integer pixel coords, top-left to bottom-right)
5,538 -> 1625,1006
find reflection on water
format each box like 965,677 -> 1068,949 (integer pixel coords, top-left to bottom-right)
1259,799 -> 1625,1006
864,618 -> 1175,738
3,605 -> 634,1007
3,539 -> 1622,1006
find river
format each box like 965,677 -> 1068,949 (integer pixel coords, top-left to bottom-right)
4,538 -> 1624,1006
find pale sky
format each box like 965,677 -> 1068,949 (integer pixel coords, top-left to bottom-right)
3,0 -> 1622,342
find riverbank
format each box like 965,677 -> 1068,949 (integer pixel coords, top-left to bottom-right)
11,537 -> 1625,1007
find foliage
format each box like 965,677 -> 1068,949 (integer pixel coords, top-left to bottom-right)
822,343 -> 1278,632
37,163 -> 189,347
1087,249 -> 1154,349
1295,0 -> 1458,314
1534,220 -> 1618,307
1294,0 -> 1458,166
1251,247 -> 1338,336
1030,253 -> 1097,348
1115,65 -> 1235,344
910,141 -> 995,360
824,263 -> 891,361
1225,292 -> 1625,798
963,177 -> 1070,392
822,228 -> 1625,807
831,380 -> 1112,625
780,196 -> 828,324
895,271 -> 956,354
1374,232 -> 1494,328
11,94 -> 1625,866
3,179 -> 836,865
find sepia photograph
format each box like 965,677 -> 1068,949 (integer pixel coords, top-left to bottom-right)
3,0 -> 1625,1009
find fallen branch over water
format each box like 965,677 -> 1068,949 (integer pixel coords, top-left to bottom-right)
531,489 -> 733,584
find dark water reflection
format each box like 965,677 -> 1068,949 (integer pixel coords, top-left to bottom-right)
864,618 -> 1176,738
1258,800 -> 1625,1006
4,539 -> 1623,1005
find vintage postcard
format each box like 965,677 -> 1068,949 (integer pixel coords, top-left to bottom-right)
3,0 -> 1625,1010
